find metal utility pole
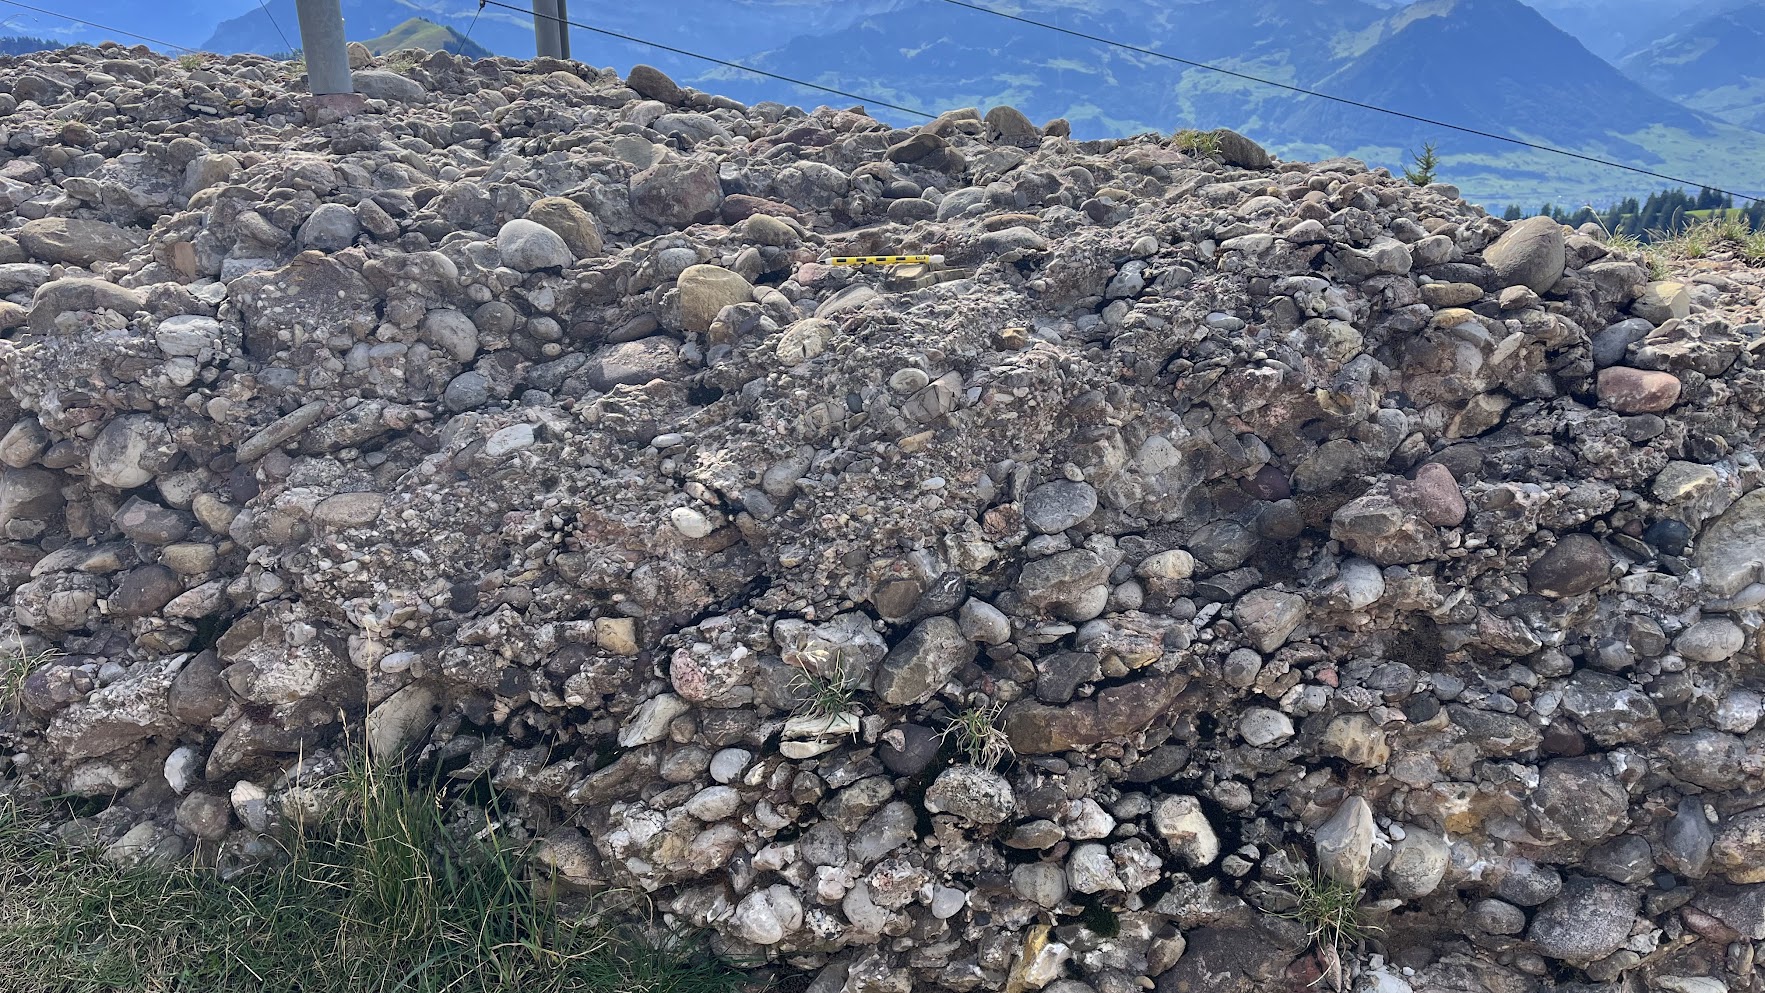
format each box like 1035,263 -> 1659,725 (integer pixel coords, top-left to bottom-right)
557,0 -> 571,59
294,0 -> 353,95
534,0 -> 567,59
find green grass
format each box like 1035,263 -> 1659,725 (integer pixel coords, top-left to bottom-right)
784,644 -> 863,731
1263,870 -> 1380,989
1173,129 -> 1222,159
1275,871 -> 1379,954
1,636 -> 60,713
939,702 -> 1011,770
0,757 -> 752,993
1631,216 -> 1765,271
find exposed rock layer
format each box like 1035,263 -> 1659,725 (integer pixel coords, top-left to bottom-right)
1,44 -> 1764,993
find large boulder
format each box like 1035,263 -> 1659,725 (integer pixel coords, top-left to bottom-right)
27,278 -> 145,334
1483,215 -> 1566,293
626,64 -> 684,103
1694,488 -> 1765,596
675,265 -> 753,333
630,156 -> 722,229
18,218 -> 142,266
496,219 -> 573,271
1211,129 -> 1272,169
1527,534 -> 1613,597
1526,877 -> 1639,963
230,255 -> 377,357
525,197 -> 603,258
351,69 -> 426,102
873,617 -> 973,706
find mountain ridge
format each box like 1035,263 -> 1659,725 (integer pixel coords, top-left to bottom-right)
358,17 -> 492,59
736,0 -> 1765,206
1619,2 -> 1765,132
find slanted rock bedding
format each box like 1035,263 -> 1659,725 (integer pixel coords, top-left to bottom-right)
2,40 -> 1765,993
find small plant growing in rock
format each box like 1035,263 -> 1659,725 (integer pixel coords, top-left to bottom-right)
1745,230 -> 1765,264
940,702 -> 1011,769
786,646 -> 859,730
177,53 -> 203,70
1174,129 -> 1221,159
1275,871 -> 1379,988
1,636 -> 59,714
1402,140 -> 1440,186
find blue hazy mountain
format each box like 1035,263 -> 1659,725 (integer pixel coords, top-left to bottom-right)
198,0 -> 907,60
716,0 -> 1765,205
1524,0 -> 1711,61
1619,2 -> 1765,132
0,1 -> 259,50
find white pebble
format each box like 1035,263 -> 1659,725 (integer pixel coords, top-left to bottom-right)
669,506 -> 713,538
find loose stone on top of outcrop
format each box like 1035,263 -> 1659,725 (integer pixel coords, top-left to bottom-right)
1482,214 -> 1566,293
2,39 -> 1764,993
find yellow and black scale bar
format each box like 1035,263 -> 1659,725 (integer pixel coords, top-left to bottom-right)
825,254 -> 942,266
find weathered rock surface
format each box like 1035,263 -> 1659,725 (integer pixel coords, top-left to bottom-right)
1483,215 -> 1566,293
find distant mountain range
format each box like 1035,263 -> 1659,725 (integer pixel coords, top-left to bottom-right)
3,0 -> 1762,209
358,17 -> 491,59
1524,0 -> 1710,61
722,0 -> 1765,206
1619,3 -> 1765,132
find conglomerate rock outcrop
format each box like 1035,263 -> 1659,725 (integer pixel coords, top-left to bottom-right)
3,40 -> 1765,993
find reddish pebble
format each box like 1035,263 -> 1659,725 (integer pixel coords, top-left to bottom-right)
1242,463 -> 1292,501
1409,462 -> 1468,527
1597,366 -> 1681,414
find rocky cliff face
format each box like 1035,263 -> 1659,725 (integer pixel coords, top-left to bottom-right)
2,41 -> 1765,993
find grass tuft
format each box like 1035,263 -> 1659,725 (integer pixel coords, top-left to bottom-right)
1173,129 -> 1221,159
383,49 -> 425,73
785,645 -> 861,730
939,702 -> 1011,769
1276,871 -> 1379,951
1,634 -> 60,713
1640,215 -> 1765,269
0,755 -> 751,993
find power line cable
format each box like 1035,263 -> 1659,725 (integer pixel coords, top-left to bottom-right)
476,0 -> 936,119
0,0 -> 197,52
455,0 -> 486,57
936,0 -> 1763,204
256,0 -> 293,57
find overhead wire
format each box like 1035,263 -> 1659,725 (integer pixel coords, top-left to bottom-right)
935,0 -> 1763,204
255,0 -> 293,57
475,0 -> 937,119
0,0 -> 198,53
455,0 -> 486,57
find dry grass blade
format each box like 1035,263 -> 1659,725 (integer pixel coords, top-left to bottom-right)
1272,871 -> 1380,989
1,634 -> 61,713
940,702 -> 1012,769
785,645 -> 861,732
